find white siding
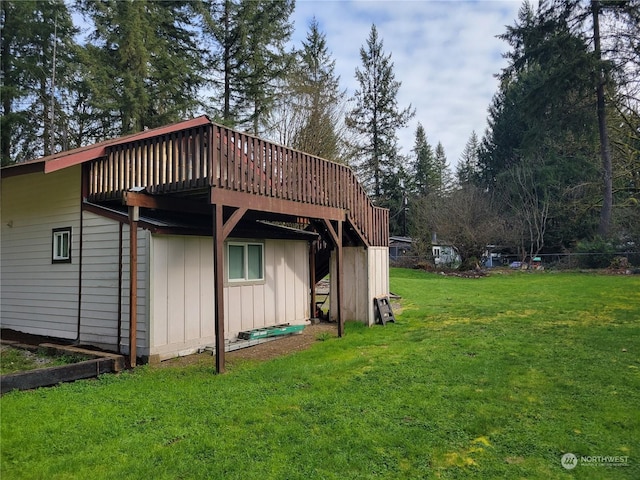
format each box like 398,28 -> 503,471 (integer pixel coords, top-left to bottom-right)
78,211 -> 121,349
1,168 -> 81,339
330,246 -> 390,326
78,211 -> 150,355
341,247 -> 368,322
150,235 -> 310,360
367,247 -> 390,326
149,235 -> 215,358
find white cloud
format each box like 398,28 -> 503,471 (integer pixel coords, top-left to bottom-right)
291,0 -> 522,168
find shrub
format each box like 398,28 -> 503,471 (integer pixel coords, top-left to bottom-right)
574,238 -> 616,268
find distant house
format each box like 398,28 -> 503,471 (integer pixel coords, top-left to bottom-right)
1,116 -> 389,371
432,244 -> 461,267
389,236 -> 413,261
431,233 -> 460,268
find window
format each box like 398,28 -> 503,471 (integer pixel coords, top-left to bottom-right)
227,242 -> 264,282
52,227 -> 72,263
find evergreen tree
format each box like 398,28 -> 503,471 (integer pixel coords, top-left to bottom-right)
203,0 -> 294,135
289,17 -> 345,160
456,131 -> 480,186
202,0 -> 243,126
434,142 -> 452,194
345,24 -> 415,200
411,123 -> 437,197
241,0 -> 294,134
77,0 -> 205,135
479,1 -> 601,250
381,159 -> 411,236
1,0 -> 77,164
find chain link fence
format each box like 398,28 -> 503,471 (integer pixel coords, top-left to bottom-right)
390,252 -> 640,271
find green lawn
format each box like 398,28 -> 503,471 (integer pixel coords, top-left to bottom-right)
1,269 -> 639,479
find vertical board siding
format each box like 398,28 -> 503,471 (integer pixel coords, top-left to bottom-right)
150,234 -> 169,348
342,247 -> 368,322
78,211 -> 121,349
150,235 -> 218,357
331,246 -> 390,326
367,247 -> 390,326
149,236 -> 309,359
1,168 -> 81,339
225,239 -> 309,333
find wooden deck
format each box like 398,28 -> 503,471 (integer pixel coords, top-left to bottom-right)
87,122 -> 388,247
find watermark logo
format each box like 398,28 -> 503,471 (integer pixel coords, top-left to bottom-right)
561,453 -> 578,470
561,453 -> 629,469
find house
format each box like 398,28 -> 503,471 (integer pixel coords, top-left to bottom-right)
1,116 -> 390,372
431,233 -> 460,268
432,244 -> 461,267
389,235 -> 414,261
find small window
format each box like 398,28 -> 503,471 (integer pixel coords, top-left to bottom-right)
228,242 -> 264,282
52,227 -> 72,263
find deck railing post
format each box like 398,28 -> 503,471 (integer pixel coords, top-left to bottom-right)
87,121 -> 388,248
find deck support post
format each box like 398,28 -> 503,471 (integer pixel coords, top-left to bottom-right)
210,201 -> 247,374
128,205 -> 139,368
336,221 -> 344,337
309,240 -> 316,319
212,203 -> 226,373
321,219 -> 344,337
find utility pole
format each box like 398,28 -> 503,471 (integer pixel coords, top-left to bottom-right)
402,191 -> 408,237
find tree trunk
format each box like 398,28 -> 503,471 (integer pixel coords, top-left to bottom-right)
592,0 -> 613,237
1,1 -> 12,164
222,0 -> 234,123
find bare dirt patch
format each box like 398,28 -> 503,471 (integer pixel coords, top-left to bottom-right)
155,321 -> 339,369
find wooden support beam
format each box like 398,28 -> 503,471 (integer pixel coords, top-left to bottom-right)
211,188 -> 344,221
322,219 -> 341,247
123,191 -> 211,215
212,203 -> 226,373
222,207 -> 248,239
128,206 -> 139,368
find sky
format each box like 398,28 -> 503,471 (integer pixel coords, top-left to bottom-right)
288,0 -> 523,169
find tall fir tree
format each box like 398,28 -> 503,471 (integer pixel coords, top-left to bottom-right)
345,24 -> 414,200
288,17 -> 346,161
479,1 -> 600,250
77,0 -> 205,135
203,0 -> 294,135
434,142 -> 452,194
241,0 -> 294,134
1,0 -> 77,164
456,131 -> 480,186
411,123 -> 437,197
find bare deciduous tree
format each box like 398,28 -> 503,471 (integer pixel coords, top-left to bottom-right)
412,186 -> 505,270
503,164 -> 550,263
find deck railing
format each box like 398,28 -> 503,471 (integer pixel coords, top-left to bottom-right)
88,123 -> 388,247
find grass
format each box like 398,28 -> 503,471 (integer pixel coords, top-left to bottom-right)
0,347 -> 91,375
1,269 -> 639,479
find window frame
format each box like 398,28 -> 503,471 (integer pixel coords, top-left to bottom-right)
226,241 -> 264,284
52,227 -> 72,264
